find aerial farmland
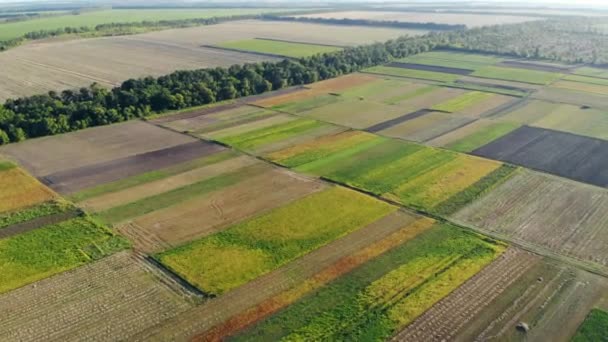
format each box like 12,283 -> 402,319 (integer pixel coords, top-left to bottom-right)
1,1 -> 608,341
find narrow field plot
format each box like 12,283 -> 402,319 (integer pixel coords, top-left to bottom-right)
472,66 -> 563,85
121,168 -> 325,253
532,104 -> 608,140
300,98 -> 407,129
0,216 -> 128,294
453,169 -> 608,267
229,224 -> 504,341
572,309 -> 608,341
304,73 -> 380,93
532,86 -> 608,110
449,94 -> 516,118
216,39 -> 341,58
377,111 -> 475,143
80,155 -> 258,212
552,80 -> 608,96
162,105 -> 273,133
269,94 -> 342,114
365,65 -> 461,83
157,187 -> 396,296
0,200 -> 79,240
444,121 -> 521,153
564,74 -> 608,86
266,130 -> 380,168
472,125 -> 608,187
431,91 -> 495,113
134,213 -> 433,341
200,113 -> 297,141
0,120 -> 194,177
0,165 -> 56,214
0,252 -> 196,342
395,250 -> 608,342
97,162 -> 269,225
294,10 -> 539,27
251,89 -> 320,108
390,86 -> 467,108
495,99 -> 558,124
573,66 -> 608,79
397,51 -> 500,71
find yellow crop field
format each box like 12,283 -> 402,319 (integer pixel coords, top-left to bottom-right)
0,165 -> 55,213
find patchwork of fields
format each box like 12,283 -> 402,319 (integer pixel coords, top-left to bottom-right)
3,49 -> 608,341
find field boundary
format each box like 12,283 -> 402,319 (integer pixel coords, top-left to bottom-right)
387,61 -> 474,75
202,45 -> 294,60
365,109 -> 433,133
254,37 -> 348,48
499,60 -> 575,73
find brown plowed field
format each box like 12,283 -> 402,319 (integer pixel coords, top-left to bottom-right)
453,170 -> 608,268
0,252 -> 196,342
80,155 -> 258,212
0,120 -> 194,177
393,248 -> 540,341
133,211 -> 428,341
122,168 -> 325,253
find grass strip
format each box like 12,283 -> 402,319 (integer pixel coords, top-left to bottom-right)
0,201 -> 73,229
157,187 -> 396,296
433,164 -> 518,216
70,150 -> 238,202
446,122 -> 521,153
97,163 -> 265,224
0,216 -> 129,294
572,309 -> 608,342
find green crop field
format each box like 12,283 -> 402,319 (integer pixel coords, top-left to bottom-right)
397,52 -> 500,71
365,66 -> 460,83
413,51 -> 503,65
446,122 -> 521,153
217,39 -> 342,58
0,216 -> 128,293
0,8 -> 296,41
0,200 -> 74,229
271,95 -> 342,114
563,74 -> 608,86
573,67 -> 608,79
156,187 -> 396,295
230,224 -> 503,341
472,66 -> 563,85
572,309 -> 608,342
97,163 -> 267,224
431,91 -> 495,112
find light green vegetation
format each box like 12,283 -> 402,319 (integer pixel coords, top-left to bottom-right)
195,109 -> 277,135
415,51 -> 502,65
271,95 -> 341,114
218,118 -> 327,151
472,66 -> 563,85
431,91 -> 495,112
0,161 -> 15,171
446,122 -> 521,153
433,165 -> 518,216
564,74 -> 608,86
572,309 -> 608,342
69,150 -> 238,202
97,163 -> 267,224
0,216 -> 129,293
384,85 -> 437,105
231,224 -> 503,342
157,187 -> 396,295
295,137 -> 387,174
217,39 -> 342,58
573,67 -> 608,79
0,200 -> 74,229
365,66 -> 460,83
397,51 -> 500,71
0,8 -> 296,41
336,78 -> 432,105
531,104 -> 608,140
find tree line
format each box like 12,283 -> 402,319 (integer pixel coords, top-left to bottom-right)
261,15 -> 466,31
0,33 -> 446,144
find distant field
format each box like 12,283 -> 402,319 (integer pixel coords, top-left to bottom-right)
472,66 -> 563,85
364,65 -> 461,83
216,39 -> 342,58
0,8 -> 298,41
292,10 -> 540,28
0,20 -> 418,100
397,51 -> 501,71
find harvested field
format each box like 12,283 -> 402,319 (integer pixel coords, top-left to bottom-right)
120,167 -> 325,253
443,121 -> 521,153
0,252 -> 196,342
453,169 -> 608,267
0,165 -> 56,214
532,86 -> 608,110
472,125 -> 608,187
133,212 -> 432,341
0,20 -> 417,100
215,39 -> 341,58
0,216 -> 128,294
293,10 -> 539,28
552,80 -> 608,96
472,66 -> 563,85
157,187 -> 396,295
0,120 -> 195,177
43,141 -> 224,195
365,65 -> 461,83
386,62 -> 473,75
394,250 -> 608,342
377,111 -> 476,143
80,155 -> 258,212
228,224 -> 503,341
300,99 -> 410,129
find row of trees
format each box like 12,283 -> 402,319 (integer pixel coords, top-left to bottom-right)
0,33 -> 445,144
262,15 -> 466,31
